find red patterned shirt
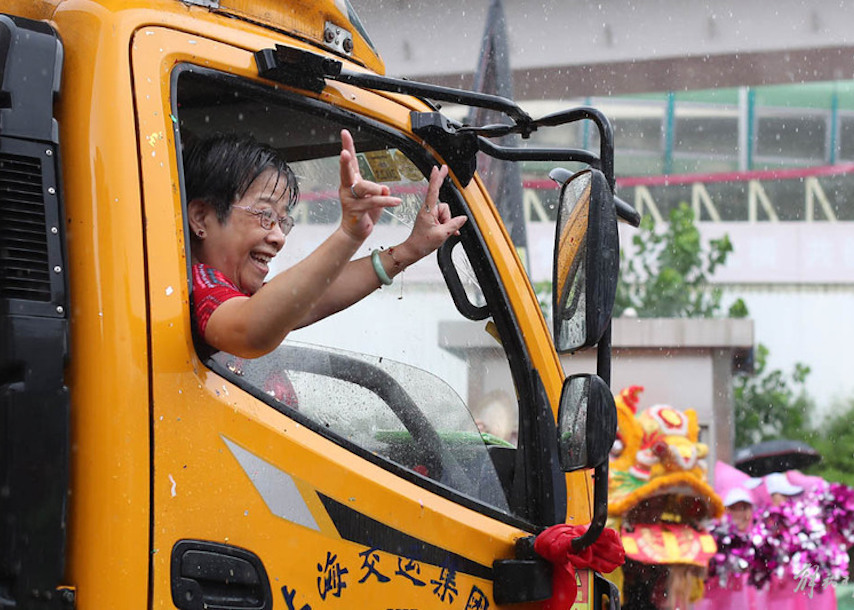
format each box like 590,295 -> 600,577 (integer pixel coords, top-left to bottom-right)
191,263 -> 247,339
191,263 -> 298,408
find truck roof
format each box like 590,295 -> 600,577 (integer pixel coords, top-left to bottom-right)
7,0 -> 385,74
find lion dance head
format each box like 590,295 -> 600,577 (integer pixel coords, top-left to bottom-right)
609,385 -> 722,521
606,386 -> 722,608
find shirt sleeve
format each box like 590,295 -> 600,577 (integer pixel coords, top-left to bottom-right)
192,264 -> 247,338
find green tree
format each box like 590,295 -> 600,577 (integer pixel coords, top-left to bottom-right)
613,203 -> 816,450
615,202 -> 743,318
806,397 -> 854,487
733,343 -> 814,448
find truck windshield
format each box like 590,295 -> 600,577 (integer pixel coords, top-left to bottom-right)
176,69 -> 524,521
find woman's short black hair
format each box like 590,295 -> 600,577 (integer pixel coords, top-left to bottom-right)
183,133 -> 299,222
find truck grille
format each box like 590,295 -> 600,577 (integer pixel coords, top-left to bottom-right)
0,152 -> 51,301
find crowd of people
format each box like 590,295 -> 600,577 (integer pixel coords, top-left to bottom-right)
697,466 -> 854,610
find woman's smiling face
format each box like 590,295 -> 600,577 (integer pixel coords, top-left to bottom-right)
200,168 -> 291,295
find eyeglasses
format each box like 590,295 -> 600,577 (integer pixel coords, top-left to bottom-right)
233,205 -> 295,235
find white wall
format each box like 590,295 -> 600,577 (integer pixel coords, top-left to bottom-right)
274,218 -> 853,418
721,286 -> 854,420
700,223 -> 853,420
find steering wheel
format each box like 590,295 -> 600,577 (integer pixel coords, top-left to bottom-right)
252,344 -> 479,496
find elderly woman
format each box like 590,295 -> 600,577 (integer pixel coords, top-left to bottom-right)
186,129 -> 466,358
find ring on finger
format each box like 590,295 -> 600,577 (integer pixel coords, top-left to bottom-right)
350,184 -> 360,199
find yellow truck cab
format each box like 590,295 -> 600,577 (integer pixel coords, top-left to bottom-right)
0,1 -> 638,608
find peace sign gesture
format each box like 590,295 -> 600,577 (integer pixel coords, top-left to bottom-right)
401,164 -> 468,259
338,129 -> 401,242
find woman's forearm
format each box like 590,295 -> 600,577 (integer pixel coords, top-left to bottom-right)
203,227 -> 363,356
294,242 -> 420,326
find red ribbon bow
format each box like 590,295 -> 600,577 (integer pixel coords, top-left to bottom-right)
533,524 -> 625,609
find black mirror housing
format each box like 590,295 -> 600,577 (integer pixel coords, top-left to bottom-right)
552,168 -> 619,353
557,374 -> 617,472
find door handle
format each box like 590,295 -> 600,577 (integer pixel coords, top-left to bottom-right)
171,540 -> 272,610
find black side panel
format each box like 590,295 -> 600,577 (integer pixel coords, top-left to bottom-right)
0,13 -> 70,610
318,493 -> 494,581
0,15 -> 62,143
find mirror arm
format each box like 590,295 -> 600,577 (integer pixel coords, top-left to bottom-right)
256,47 -> 624,191
568,322 -> 613,552
334,69 -> 532,124
572,461 -> 610,552
256,46 -> 532,122
536,107 -> 615,190
614,195 -> 642,228
477,137 -> 601,167
596,323 -> 612,386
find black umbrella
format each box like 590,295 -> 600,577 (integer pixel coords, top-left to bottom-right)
734,439 -> 821,477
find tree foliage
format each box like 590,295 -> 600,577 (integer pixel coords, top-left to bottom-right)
613,203 -> 817,454
615,203 -> 743,318
733,344 -> 814,448
806,398 -> 854,487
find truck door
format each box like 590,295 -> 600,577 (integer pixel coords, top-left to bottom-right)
134,27 -> 590,610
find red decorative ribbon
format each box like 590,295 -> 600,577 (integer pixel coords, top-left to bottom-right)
533,524 -> 625,609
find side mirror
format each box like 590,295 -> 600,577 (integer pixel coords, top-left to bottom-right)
552,168 -> 619,353
557,374 -> 617,472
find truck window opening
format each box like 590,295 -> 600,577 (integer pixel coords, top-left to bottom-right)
175,68 -> 525,522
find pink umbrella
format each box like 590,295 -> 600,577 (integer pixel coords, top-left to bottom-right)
715,461 -> 774,506
714,461 -> 751,497
786,470 -> 825,494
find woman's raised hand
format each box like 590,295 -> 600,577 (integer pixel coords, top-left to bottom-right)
338,129 -> 466,262
338,129 -> 401,242
402,165 -> 467,260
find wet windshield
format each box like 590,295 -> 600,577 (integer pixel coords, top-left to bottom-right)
211,342 -> 512,512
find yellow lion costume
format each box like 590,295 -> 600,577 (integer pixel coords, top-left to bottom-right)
607,386 -> 723,608
609,386 -> 723,519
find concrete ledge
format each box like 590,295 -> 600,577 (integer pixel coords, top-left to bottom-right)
439,317 -> 752,465
440,317 -> 755,351
613,317 -> 754,349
